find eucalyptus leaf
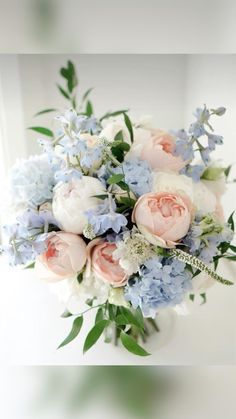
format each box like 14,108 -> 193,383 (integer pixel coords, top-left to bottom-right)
120,307 -> 144,330
100,109 -> 129,122
28,126 -> 53,137
57,84 -> 70,100
34,108 -> 58,117
123,113 -> 134,142
82,87 -> 94,102
120,332 -> 150,356
86,100 -> 93,116
107,173 -> 124,185
95,307 -> 104,323
83,320 -> 109,354
57,316 -> 83,349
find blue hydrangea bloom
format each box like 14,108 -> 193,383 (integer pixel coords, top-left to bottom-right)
10,154 -> 56,207
85,198 -> 127,235
125,257 -> 192,317
114,158 -> 153,197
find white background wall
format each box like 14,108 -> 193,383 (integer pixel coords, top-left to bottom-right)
0,55 -> 235,365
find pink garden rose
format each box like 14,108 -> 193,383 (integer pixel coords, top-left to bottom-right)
141,130 -> 186,171
37,232 -> 87,281
132,192 -> 193,248
88,240 -> 128,287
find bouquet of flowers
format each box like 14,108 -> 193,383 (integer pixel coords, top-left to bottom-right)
1,61 -> 235,356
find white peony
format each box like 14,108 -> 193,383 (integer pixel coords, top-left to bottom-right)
152,172 -> 194,202
52,176 -> 106,234
193,181 -> 217,214
100,118 -> 131,143
108,287 -> 129,307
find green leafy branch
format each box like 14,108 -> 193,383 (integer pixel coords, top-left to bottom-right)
57,302 -> 151,357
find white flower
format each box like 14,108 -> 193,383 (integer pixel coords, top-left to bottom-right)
108,287 -> 129,307
202,176 -> 227,198
152,172 -> 194,202
99,116 -> 130,142
193,181 -> 217,214
113,228 -> 154,275
125,127 -> 151,159
52,176 -> 106,234
79,271 -> 109,304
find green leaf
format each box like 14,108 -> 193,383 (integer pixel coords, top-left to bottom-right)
92,194 -> 109,200
123,113 -> 134,142
57,84 -> 70,100
34,108 -> 58,117
86,100 -> 93,116
61,309 -> 73,318
229,244 -> 236,253
224,165 -> 232,178
100,109 -> 129,122
83,320 -> 109,354
82,87 -> 94,102
228,211 -> 235,232
107,173 -> 124,185
189,293 -> 195,302
112,141 -> 130,151
77,272 -> 83,284
201,167 -> 225,181
120,307 -> 144,330
24,261 -> 35,269
57,316 -> 83,349
117,181 -> 130,191
200,292 -> 207,305
95,307 -> 104,323
28,126 -> 53,137
114,130 -> 124,142
107,304 -> 117,321
115,314 -> 130,326
120,332 -> 150,356
119,197 -> 136,208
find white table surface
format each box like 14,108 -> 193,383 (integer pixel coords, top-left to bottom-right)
0,256 -> 235,365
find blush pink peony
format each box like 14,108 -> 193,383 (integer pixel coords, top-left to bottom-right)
132,192 -> 193,248
88,239 -> 128,287
37,232 -> 87,281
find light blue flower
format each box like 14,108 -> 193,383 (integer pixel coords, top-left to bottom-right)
113,158 -> 153,197
180,164 -> 204,182
55,168 -> 82,183
10,154 -> 56,208
59,136 -> 87,157
80,146 -> 103,169
183,214 -> 233,263
200,147 -> 211,165
207,133 -> 223,151
174,138 -> 194,161
85,198 -> 127,235
1,207 -> 59,266
76,115 -> 100,134
125,257 -> 192,318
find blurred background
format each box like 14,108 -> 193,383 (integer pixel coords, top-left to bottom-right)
0,0 -> 236,53
0,54 -> 235,365
0,366 -> 235,419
